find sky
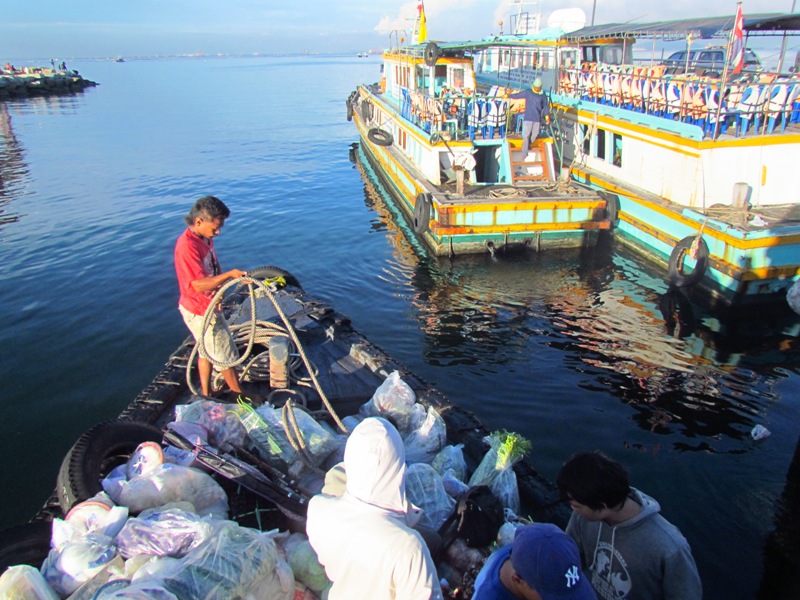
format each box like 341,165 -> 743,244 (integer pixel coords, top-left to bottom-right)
0,0 -> 795,62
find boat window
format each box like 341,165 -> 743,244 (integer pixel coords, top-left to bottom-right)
595,128 -> 606,160
600,46 -> 622,65
612,133 -> 622,167
582,46 -> 598,63
416,65 -> 430,91
451,68 -> 464,88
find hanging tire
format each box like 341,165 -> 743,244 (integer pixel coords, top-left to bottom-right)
413,193 -> 432,234
346,100 -> 353,122
598,191 -> 619,227
0,521 -> 53,574
424,42 -> 440,67
667,236 -> 709,288
368,128 -> 393,147
247,265 -> 303,290
56,420 -> 164,513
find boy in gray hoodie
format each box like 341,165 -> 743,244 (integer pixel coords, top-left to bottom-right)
556,451 -> 701,600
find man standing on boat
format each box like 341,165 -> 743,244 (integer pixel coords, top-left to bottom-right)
174,195 -> 247,399
556,451 -> 702,600
507,78 -> 551,154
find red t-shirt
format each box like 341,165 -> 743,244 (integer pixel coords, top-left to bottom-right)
174,228 -> 220,316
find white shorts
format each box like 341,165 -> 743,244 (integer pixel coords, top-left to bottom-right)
179,305 -> 239,369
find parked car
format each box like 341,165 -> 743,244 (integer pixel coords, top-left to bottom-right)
663,47 -> 761,75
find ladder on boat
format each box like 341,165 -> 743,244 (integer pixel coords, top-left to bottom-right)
510,142 -> 551,184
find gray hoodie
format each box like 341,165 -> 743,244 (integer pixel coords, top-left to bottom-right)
566,488 -> 701,600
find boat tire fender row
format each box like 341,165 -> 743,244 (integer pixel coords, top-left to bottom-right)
368,128 -> 393,147
424,42 -> 440,67
668,235 -> 709,288
414,193 -> 432,233
246,265 -> 303,291
56,420 -> 164,512
598,190 -> 619,227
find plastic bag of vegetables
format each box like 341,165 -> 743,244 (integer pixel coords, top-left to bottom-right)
467,431 -> 531,515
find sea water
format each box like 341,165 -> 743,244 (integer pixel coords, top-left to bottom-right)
1,55 -> 798,599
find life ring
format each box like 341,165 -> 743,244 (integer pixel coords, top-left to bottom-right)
0,521 -> 53,575
424,42 -> 440,67
56,420 -> 164,512
413,193 -> 432,233
368,128 -> 393,147
668,235 -> 709,288
246,265 -> 303,290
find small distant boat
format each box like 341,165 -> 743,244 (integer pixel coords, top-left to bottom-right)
114,57 -> 125,63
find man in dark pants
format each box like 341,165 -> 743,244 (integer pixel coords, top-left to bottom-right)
508,77 -> 551,153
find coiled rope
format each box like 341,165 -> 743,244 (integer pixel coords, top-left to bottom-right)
187,277 -> 348,434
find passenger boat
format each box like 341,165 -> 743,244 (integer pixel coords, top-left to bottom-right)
347,34 -> 611,257
0,267 -> 569,596
351,9 -> 800,306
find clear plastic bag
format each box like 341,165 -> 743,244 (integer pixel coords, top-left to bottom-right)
468,431 -> 530,515
0,565 -> 59,600
114,506 -> 212,559
103,463 -> 228,519
281,532 -> 331,594
441,468 -> 470,499
431,445 -> 467,481
359,371 -> 416,434
405,463 -> 456,531
146,521 -> 294,600
404,406 -> 447,464
40,533 -> 118,597
173,400 -> 247,452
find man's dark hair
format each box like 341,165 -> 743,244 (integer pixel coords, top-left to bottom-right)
556,450 -> 631,511
185,195 -> 231,226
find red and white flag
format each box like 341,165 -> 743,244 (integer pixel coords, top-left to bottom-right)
729,3 -> 744,75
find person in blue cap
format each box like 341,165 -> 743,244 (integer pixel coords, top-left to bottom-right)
472,522 -> 597,599
507,78 -> 551,153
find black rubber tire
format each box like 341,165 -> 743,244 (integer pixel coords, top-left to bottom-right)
56,420 -> 164,513
599,191 -> 619,227
424,42 -> 440,67
346,100 -> 353,122
413,193 -> 432,234
667,236 -> 709,288
360,100 -> 373,122
247,265 -> 303,290
368,128 -> 393,147
0,521 -> 53,574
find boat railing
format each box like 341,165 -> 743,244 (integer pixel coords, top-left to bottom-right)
398,85 -> 526,142
557,65 -> 800,139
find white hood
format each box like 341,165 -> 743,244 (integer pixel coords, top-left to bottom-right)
343,417 -> 407,514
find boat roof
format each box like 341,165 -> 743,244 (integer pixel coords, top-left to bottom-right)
565,13 -> 800,43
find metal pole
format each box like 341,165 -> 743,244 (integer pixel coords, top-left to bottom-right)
777,0 -> 797,74
591,0 -> 597,26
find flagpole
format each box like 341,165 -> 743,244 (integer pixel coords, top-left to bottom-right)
713,3 -> 741,139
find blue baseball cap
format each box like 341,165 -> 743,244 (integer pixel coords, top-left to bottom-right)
511,524 -> 596,599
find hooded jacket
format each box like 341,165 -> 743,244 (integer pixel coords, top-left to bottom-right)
566,488 -> 701,600
306,417 -> 443,600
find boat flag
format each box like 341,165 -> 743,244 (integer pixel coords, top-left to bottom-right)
417,2 -> 428,44
729,2 -> 744,75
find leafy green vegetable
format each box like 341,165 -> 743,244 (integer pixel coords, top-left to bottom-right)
493,430 -> 532,470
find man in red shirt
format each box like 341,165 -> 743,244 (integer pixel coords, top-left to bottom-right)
174,195 -> 247,398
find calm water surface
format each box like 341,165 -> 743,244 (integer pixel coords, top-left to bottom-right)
1,56 -> 799,599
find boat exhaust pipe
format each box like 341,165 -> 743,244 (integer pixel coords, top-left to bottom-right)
269,336 -> 290,389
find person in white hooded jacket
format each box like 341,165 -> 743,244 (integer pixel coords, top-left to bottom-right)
556,451 -> 701,600
306,417 -> 443,600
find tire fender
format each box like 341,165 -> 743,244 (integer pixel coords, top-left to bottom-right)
667,235 -> 709,288
368,128 -> 393,147
57,420 -> 164,513
424,42 -> 440,67
413,193 -> 432,233
246,265 -> 303,290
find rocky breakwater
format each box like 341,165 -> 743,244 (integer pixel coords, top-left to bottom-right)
0,66 -> 97,98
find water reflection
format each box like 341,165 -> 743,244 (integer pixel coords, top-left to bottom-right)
0,102 -> 27,227
354,145 -> 800,452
